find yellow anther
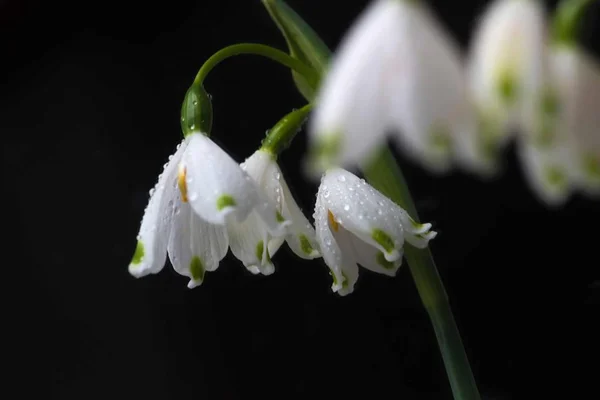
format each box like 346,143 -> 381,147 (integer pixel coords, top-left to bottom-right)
178,163 -> 188,203
328,210 -> 339,232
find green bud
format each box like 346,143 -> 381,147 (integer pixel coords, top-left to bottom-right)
181,83 -> 213,137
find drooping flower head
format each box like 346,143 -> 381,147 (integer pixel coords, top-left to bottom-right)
314,168 -> 437,295
227,149 -> 320,275
128,85 -> 289,286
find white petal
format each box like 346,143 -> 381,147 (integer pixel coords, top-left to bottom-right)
552,48 -> 600,196
227,211 -> 275,276
468,0 -> 547,139
240,150 -> 290,237
280,175 -> 320,259
386,1 -> 468,172
128,139 -> 187,278
314,190 -> 358,296
182,133 -> 260,225
308,0 -> 398,173
167,191 -> 229,288
346,229 -> 402,277
517,139 -> 572,207
320,168 -> 405,262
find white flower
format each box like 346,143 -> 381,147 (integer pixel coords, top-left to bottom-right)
128,132 -> 289,287
308,0 -> 484,175
227,149 -> 320,275
468,0 -> 548,154
516,44 -> 600,205
549,46 -> 600,196
314,168 -> 437,296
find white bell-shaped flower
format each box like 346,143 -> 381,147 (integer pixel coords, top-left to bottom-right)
128,133 -> 290,287
308,0 -> 484,176
314,168 -> 437,296
550,46 -> 600,196
468,0 -> 548,154
227,149 -> 320,275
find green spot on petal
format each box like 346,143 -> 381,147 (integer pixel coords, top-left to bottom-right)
477,113 -> 501,162
130,240 -> 145,265
376,252 -> 396,270
190,256 -> 205,282
544,166 -> 566,188
329,268 -> 347,288
276,210 -> 285,223
372,229 -> 395,254
216,195 -> 236,211
430,127 -> 453,152
541,88 -> 560,117
312,134 -> 341,165
497,69 -> 517,105
583,154 -> 600,180
341,271 -> 349,289
299,234 -> 313,255
255,240 -> 272,264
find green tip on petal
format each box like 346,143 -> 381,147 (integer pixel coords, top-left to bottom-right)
130,240 -> 145,265
190,256 -> 205,282
429,127 -> 453,153
497,69 -> 517,105
583,154 -> 600,180
276,210 -> 286,223
372,229 -> 395,254
309,133 -> 341,173
299,234 -> 314,255
255,240 -> 272,264
544,166 -> 566,188
477,113 -> 501,162
216,195 -> 237,211
376,252 -> 396,270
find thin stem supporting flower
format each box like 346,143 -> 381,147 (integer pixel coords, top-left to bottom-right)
193,43 -> 320,89
362,146 -> 481,400
261,103 -> 313,157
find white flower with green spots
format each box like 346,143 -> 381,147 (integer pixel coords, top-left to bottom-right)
308,0 -> 484,176
314,168 -> 437,296
468,0 -> 548,159
128,132 -> 289,287
227,149 -> 320,275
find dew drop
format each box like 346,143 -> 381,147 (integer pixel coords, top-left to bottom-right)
192,100 -> 198,106
338,175 -> 346,182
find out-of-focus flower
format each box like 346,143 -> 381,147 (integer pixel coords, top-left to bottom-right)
314,168 -> 437,296
227,149 -> 320,275
308,0 -> 485,176
468,0 -> 549,165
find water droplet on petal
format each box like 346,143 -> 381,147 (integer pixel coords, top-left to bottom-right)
338,175 -> 346,182
343,204 -> 350,211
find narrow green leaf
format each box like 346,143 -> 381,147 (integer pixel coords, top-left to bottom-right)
262,0 -> 331,100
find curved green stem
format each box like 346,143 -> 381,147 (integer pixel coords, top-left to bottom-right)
362,146 -> 481,400
193,43 -> 319,89
261,103 -> 313,158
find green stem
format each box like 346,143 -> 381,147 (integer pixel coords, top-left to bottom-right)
551,0 -> 596,45
362,146 -> 481,400
261,103 -> 313,158
193,43 -> 319,89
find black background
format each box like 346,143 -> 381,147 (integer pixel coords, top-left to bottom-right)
2,0 -> 599,399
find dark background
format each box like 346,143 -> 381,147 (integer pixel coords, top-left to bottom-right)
2,0 -> 598,398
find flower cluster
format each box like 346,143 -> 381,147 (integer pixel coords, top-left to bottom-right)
308,0 -> 600,206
